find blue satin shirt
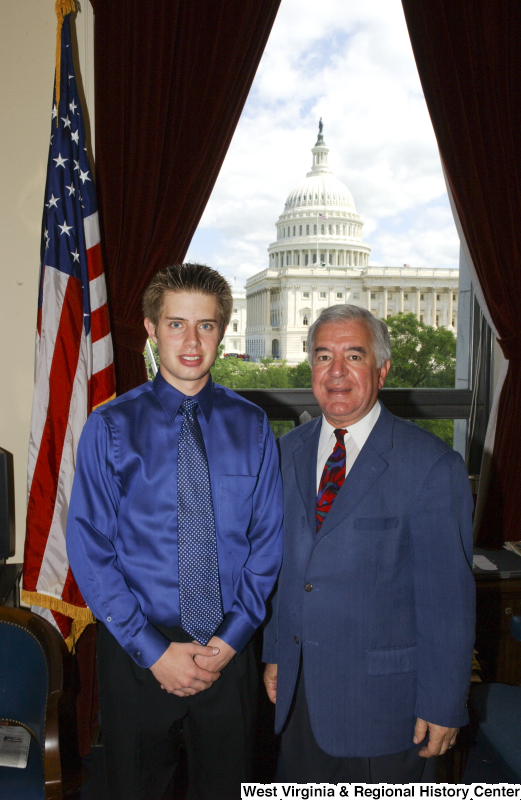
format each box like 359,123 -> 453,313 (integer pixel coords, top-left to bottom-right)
66,373 -> 283,668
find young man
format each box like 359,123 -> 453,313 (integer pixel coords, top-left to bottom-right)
67,264 -> 283,800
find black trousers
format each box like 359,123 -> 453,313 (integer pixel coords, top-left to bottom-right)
277,668 -> 426,784
97,622 -> 258,800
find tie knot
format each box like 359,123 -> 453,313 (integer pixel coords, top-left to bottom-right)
334,428 -> 347,443
181,397 -> 198,416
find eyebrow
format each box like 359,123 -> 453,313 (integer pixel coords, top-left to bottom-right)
164,316 -> 219,324
314,345 -> 367,354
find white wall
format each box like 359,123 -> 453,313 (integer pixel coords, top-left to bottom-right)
0,4 -> 92,562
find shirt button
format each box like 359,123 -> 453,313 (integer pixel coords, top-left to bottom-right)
133,652 -> 140,659
294,636 -> 299,644
304,583 -> 313,592
106,616 -> 112,622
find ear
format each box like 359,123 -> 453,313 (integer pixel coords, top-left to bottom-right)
144,317 -> 158,343
378,359 -> 391,389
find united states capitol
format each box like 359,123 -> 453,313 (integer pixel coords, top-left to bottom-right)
222,123 -> 458,363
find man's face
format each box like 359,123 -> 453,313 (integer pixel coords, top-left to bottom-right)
311,318 -> 390,428
144,291 -> 223,395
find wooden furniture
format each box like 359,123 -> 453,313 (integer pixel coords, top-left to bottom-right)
0,562 -> 22,607
475,576 -> 521,685
0,606 -> 69,800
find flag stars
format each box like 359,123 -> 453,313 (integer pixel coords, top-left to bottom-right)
58,220 -> 73,236
47,194 -> 60,208
52,104 -> 57,119
71,130 -> 79,144
54,153 -> 68,168
71,249 -> 80,262
62,115 -> 72,129
69,99 -> 78,114
65,184 -> 75,197
44,229 -> 50,249
73,160 -> 80,171
79,169 -> 91,185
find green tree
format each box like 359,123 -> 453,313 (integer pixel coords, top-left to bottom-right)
385,313 -> 456,389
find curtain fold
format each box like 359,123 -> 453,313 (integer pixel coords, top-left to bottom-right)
92,0 -> 281,394
402,0 -> 521,545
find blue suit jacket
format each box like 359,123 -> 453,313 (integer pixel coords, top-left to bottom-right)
263,405 -> 475,758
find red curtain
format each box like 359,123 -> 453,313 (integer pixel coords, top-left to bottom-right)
401,1 -> 521,546
91,0 -> 281,394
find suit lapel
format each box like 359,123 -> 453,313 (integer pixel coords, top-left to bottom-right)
292,416 -> 321,534
315,405 -> 395,541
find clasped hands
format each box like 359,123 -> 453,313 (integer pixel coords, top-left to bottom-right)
150,636 -> 236,697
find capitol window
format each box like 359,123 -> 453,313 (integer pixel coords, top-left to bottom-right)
388,293 -> 393,299
232,322 -> 238,332
302,341 -> 307,353
336,292 -> 343,299
420,293 -> 425,300
320,292 -> 326,298
293,226 -> 296,236
321,224 -> 325,234
371,293 -> 376,299
329,225 -> 332,234
305,254 -> 309,265
329,254 -> 333,264
303,316 -> 309,326
299,225 -> 302,235
302,292 -> 310,298
314,224 -> 317,235
306,224 -> 310,235
453,294 -> 457,301
233,308 -> 237,313
437,294 -> 441,301
404,293 -> 409,300
313,254 -> 317,263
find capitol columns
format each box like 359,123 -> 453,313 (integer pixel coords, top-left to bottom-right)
399,288 -> 405,313
448,287 -> 454,329
365,286 -> 371,311
431,288 -> 437,327
383,287 -> 388,319
416,288 -> 421,321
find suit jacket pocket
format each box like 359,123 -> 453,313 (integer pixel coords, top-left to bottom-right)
367,645 -> 417,676
354,516 -> 399,531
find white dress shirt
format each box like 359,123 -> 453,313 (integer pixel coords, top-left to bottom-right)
316,400 -> 381,492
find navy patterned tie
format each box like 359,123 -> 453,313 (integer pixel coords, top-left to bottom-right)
177,397 -> 223,644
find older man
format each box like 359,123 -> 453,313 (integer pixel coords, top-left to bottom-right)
263,305 -> 475,784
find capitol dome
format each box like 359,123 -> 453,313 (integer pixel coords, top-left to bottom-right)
268,121 -> 371,270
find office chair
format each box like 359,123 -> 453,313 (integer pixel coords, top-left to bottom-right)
0,606 -> 69,800
467,615 -> 521,781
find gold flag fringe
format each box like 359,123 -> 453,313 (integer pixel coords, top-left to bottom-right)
21,589 -> 95,652
55,0 -> 76,126
92,392 -> 117,412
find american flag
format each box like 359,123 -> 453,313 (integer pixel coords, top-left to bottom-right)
22,13 -> 116,647
318,213 -> 328,220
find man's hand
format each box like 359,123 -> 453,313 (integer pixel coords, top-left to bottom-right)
150,641 -> 221,697
263,663 -> 277,704
193,636 -> 236,673
414,718 -> 459,757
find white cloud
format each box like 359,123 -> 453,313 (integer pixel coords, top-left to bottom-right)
186,0 -> 459,288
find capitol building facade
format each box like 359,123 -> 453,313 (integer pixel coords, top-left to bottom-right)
222,126 -> 459,363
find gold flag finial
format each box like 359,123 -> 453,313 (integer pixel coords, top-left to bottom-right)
55,0 -> 76,126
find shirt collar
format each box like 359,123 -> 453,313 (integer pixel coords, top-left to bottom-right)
318,399 -> 381,454
152,371 -> 214,423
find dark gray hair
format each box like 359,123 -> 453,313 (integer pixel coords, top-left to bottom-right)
307,305 -> 391,368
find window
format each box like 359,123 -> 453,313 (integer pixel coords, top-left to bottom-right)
305,254 -> 309,265
321,224 -> 325,234
320,291 -> 326,298
329,225 -> 332,234
343,225 -> 346,235
302,292 -> 310,298
282,228 -> 285,238
388,293 -> 393,299
286,254 -> 290,265
336,225 -> 340,235
371,293 -> 376,300
299,225 -> 302,235
387,314 -> 391,319
336,292 -> 343,299
404,293 -> 408,300
353,293 -> 359,299
420,314 -> 424,322
293,226 -> 296,236
313,224 -> 317,235
303,316 -> 308,326
287,227 -> 290,237
306,224 -> 310,235
437,294 -> 441,301
233,308 -> 237,313
302,340 -> 307,353
436,316 -> 439,326
453,294 -> 457,301
329,254 -> 333,265
313,253 -> 317,263
232,322 -> 238,332
420,293 -> 425,300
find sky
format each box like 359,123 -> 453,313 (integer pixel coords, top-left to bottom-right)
185,0 -> 460,292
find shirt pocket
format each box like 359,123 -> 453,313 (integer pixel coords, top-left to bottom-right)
219,475 -> 257,534
353,516 -> 400,531
367,644 -> 417,676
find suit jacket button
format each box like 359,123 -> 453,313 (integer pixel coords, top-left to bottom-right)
304,583 -> 313,592
294,636 -> 299,644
